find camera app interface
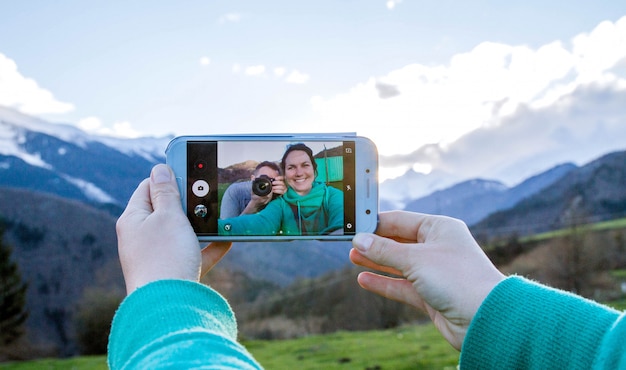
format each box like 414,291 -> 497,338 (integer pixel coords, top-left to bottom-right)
187,140 -> 356,237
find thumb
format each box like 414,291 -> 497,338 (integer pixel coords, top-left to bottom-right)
149,164 -> 182,212
352,233 -> 414,275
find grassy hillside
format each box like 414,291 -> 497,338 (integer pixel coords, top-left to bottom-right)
520,217 -> 626,243
245,324 -> 459,369
0,323 -> 459,370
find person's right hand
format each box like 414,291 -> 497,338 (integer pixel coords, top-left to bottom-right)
349,211 -> 505,350
116,164 -> 231,295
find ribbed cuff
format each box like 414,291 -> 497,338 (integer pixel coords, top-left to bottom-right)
107,279 -> 237,369
460,276 -> 620,369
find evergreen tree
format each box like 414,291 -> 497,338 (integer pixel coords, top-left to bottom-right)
0,226 -> 29,345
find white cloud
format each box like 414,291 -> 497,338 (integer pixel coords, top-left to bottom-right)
386,0 -> 402,10
245,65 -> 266,76
200,56 -> 211,66
78,116 -> 141,138
408,81 -> 626,186
235,64 -> 310,84
111,121 -> 142,138
285,70 -> 310,84
274,67 -> 286,77
218,13 -> 242,24
78,116 -> 103,131
572,16 -> 626,83
310,16 -> 626,181
0,53 -> 74,115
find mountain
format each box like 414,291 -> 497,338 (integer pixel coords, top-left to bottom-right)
471,150 -> 626,239
0,106 -> 353,350
404,163 -> 577,225
0,185 -> 352,356
0,104 -> 355,276
0,105 -> 169,210
0,187 -> 124,356
379,169 -> 461,211
2,105 -> 625,356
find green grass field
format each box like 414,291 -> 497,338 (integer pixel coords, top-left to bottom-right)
0,356 -> 108,370
520,217 -> 626,243
244,324 -> 459,369
0,323 -> 459,370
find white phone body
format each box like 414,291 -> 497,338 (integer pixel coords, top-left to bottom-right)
166,133 -> 379,242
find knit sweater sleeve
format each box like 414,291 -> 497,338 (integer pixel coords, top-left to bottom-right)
218,199 -> 284,236
107,279 -> 262,370
460,276 -> 625,369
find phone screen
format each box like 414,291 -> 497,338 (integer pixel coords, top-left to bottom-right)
186,140 -> 357,238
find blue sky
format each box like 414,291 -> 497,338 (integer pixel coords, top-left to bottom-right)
1,1 -> 626,183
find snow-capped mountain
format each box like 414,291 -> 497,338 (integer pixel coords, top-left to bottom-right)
402,163 -> 577,225
0,105 -> 170,206
378,168 -> 462,211
0,105 -> 464,213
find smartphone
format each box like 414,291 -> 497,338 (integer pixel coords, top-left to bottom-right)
166,133 -> 379,242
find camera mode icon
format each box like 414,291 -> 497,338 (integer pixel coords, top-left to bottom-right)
192,180 -> 210,197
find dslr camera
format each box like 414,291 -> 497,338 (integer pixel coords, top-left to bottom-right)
252,175 -> 275,196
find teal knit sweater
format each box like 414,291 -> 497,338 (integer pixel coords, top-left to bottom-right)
218,181 -> 343,236
461,276 -> 626,369
108,277 -> 626,369
107,280 -> 262,369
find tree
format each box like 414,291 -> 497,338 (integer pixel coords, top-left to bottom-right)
0,226 -> 29,345
544,196 -> 606,297
74,287 -> 123,354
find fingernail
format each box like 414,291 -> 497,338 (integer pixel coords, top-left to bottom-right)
354,233 -> 373,252
152,165 -> 171,184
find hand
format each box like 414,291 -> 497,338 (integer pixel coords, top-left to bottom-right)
270,175 -> 286,196
116,164 -> 231,295
349,211 -> 505,350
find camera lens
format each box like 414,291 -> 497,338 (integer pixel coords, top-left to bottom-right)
252,175 -> 273,196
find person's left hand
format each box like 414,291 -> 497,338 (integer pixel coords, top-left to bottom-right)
270,175 -> 287,196
116,164 -> 231,294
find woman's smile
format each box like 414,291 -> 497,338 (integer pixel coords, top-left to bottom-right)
285,150 -> 315,196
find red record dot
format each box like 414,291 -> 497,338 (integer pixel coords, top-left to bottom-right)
195,160 -> 206,170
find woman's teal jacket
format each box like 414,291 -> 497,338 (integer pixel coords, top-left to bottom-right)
218,181 -> 343,236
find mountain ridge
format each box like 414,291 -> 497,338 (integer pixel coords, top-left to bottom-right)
404,162 -> 578,225
471,150 -> 626,238
2,105 -> 626,356
0,106 -> 169,207
0,186 -> 123,355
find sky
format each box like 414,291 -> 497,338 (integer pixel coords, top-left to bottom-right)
1,1 -> 626,185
